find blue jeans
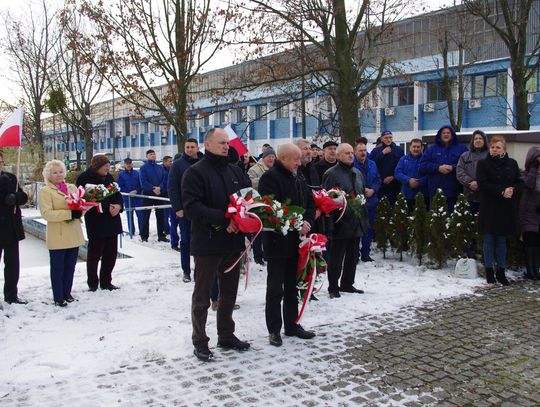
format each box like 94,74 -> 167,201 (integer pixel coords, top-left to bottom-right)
361,204 -> 377,257
483,234 -> 507,268
170,214 -> 180,247
179,216 -> 192,275
123,196 -> 143,237
49,247 -> 79,302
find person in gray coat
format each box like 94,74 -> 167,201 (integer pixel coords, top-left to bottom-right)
520,146 -> 540,279
323,143 -> 367,298
456,130 -> 488,215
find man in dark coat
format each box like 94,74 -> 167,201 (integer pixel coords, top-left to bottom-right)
369,130 -> 404,205
76,155 -> 123,291
168,138 -> 202,282
296,139 -> 320,189
0,152 -> 28,304
182,128 -> 251,361
258,143 -> 316,347
323,143 -> 367,298
314,140 -> 338,182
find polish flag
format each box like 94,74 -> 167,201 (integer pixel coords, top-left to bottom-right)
224,124 -> 248,156
0,107 -> 24,147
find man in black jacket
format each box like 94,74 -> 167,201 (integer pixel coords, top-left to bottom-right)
296,138 -> 320,189
323,143 -> 367,298
258,143 -> 316,347
314,140 -> 338,182
0,152 -> 28,304
182,128 -> 251,361
167,138 -> 202,282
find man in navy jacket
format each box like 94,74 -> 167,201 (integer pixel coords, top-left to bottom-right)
394,139 -> 428,212
168,138 -> 202,282
139,149 -> 167,242
118,158 -> 143,236
354,142 -> 381,262
369,130 -> 404,205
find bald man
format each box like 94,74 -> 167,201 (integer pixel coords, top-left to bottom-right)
323,143 -> 367,298
258,143 -> 317,346
182,128 -> 252,361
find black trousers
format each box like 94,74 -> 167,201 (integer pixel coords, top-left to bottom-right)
192,253 -> 241,347
140,195 -> 164,240
327,237 -> 361,293
265,255 -> 299,334
1,241 -> 20,301
87,236 -> 118,289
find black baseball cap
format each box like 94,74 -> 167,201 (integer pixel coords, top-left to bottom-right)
124,158 -> 132,163
322,141 -> 338,149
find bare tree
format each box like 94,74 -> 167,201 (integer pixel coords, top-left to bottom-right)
2,1 -> 57,163
70,0 -> 236,152
46,6 -> 106,167
222,0 -> 407,145
464,0 -> 540,130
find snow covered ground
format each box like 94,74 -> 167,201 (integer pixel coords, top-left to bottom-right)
1,209 -> 488,403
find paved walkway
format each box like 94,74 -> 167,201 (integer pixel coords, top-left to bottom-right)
3,281 -> 540,406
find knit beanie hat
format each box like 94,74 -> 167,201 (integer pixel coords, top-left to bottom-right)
90,154 -> 110,171
262,148 -> 276,158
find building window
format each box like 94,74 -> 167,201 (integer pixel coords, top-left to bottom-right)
219,110 -> 227,124
276,102 -> 289,119
471,72 -> 507,98
237,107 -> 247,122
203,115 -> 210,127
427,81 -> 457,102
388,85 -> 414,106
255,104 -> 267,119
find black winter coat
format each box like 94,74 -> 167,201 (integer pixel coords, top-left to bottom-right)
258,160 -> 316,259
76,170 -> 123,240
182,151 -> 251,256
477,154 -> 523,236
0,171 -> 27,245
323,161 -> 368,240
314,159 -> 337,184
168,152 -> 202,213
299,162 -> 321,190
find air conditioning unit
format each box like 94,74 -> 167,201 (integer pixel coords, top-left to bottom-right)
384,107 -> 395,116
527,93 -> 535,104
468,99 -> 482,109
423,103 -> 435,113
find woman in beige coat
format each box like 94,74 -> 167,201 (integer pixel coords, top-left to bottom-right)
38,160 -> 85,306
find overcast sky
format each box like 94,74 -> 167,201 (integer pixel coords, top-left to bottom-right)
0,0 -> 456,108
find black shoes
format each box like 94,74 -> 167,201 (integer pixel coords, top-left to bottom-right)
171,246 -> 180,252
340,286 -> 364,294
269,333 -> 283,347
361,255 -> 374,262
485,267 -> 496,284
284,325 -> 316,339
141,238 -> 148,243
54,300 -> 68,307
329,291 -> 341,299
495,268 -> 510,286
182,273 -> 191,283
217,335 -> 250,351
5,297 -> 28,305
158,236 -> 170,243
65,295 -> 77,303
89,286 -> 98,292
254,258 -> 266,266
194,345 -> 214,361
101,284 -> 120,291
310,294 -> 319,301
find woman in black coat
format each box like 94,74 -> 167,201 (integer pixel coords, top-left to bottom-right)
76,155 -> 123,291
477,136 -> 523,285
0,152 -> 28,304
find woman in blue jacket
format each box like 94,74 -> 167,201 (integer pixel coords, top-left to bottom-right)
419,125 -> 468,212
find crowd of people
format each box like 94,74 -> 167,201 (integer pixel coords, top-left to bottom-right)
0,125 -> 539,362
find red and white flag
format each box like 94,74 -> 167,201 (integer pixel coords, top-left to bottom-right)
224,124 -> 248,156
0,107 -> 24,147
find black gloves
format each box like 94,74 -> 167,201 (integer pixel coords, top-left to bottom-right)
71,210 -> 83,219
4,193 -> 16,206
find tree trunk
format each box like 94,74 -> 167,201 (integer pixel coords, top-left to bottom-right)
83,102 -> 93,166
175,95 -> 188,152
34,102 -> 45,164
334,0 -> 360,145
511,62 -> 530,130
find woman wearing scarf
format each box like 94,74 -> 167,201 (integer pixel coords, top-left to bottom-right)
477,136 -> 523,285
38,160 -> 85,306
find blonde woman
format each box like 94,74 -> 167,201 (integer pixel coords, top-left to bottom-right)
38,160 -> 85,307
